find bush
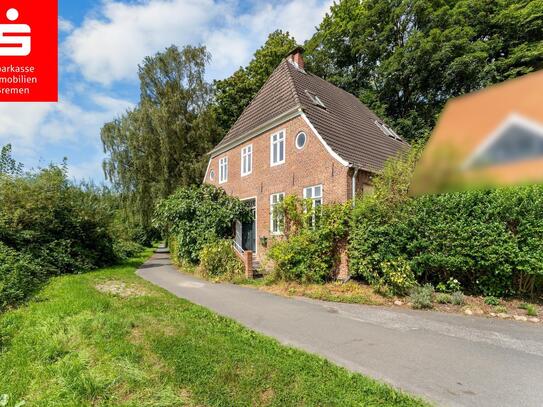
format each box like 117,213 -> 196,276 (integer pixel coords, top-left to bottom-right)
0,161 -> 144,310
410,284 -> 434,309
113,240 -> 145,260
199,239 -> 244,279
154,185 -> 252,264
0,243 -> 44,311
378,258 -> 416,296
525,304 -> 538,317
267,197 -> 351,283
349,148 -> 543,297
435,293 -> 452,304
451,291 -> 465,305
484,296 -> 500,306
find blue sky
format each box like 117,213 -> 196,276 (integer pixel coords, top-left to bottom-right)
0,0 -> 332,182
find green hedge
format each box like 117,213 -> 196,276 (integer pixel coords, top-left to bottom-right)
350,185 -> 543,296
154,184 -> 252,264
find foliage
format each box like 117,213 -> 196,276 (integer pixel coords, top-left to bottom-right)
377,258 -> 416,296
0,145 -> 23,176
102,45 -> 217,240
0,164 -> 144,310
350,150 -> 543,297
305,0 -> 543,141
525,304 -> 538,317
409,284 -> 434,309
436,278 -> 462,294
154,184 -> 252,264
435,293 -> 452,305
213,31 -> 298,136
484,296 -> 500,306
0,251 -> 427,407
199,239 -> 244,280
451,291 -> 465,306
0,243 -> 44,312
113,240 -> 145,261
494,305 -> 508,314
267,196 -> 351,283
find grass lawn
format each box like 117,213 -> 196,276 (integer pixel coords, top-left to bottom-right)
0,250 -> 429,407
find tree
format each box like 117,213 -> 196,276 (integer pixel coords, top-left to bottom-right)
0,144 -> 23,176
305,0 -> 543,141
101,45 -> 217,239
213,30 -> 298,136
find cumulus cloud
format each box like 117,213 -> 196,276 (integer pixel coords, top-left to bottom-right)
65,0 -> 333,84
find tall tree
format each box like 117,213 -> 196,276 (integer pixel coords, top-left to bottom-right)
101,45 -> 216,237
305,0 -> 543,141
213,30 -> 298,136
0,144 -> 23,176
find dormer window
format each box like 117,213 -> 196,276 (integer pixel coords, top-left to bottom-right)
375,120 -> 402,141
305,90 -> 326,109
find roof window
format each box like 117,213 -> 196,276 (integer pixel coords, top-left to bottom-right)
375,120 -> 402,141
305,90 -> 326,109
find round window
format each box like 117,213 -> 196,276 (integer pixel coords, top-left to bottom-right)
296,132 -> 307,149
209,169 -> 215,181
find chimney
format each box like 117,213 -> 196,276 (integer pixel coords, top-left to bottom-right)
287,46 -> 305,70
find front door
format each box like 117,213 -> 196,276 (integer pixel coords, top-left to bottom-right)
241,199 -> 256,252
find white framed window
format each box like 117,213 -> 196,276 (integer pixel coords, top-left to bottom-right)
270,192 -> 285,234
304,185 -> 323,226
219,157 -> 228,184
209,169 -> 215,181
241,145 -> 253,176
295,132 -> 307,149
270,130 -> 286,166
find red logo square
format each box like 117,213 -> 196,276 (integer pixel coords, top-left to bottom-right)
0,1 -> 58,102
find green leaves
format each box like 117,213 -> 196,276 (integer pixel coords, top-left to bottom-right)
101,45 -> 216,239
305,0 -> 543,141
154,185 -> 251,264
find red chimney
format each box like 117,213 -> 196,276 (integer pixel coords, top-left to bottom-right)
288,46 -> 305,70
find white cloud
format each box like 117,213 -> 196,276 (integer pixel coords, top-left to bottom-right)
65,0 -> 333,84
59,17 -> 75,33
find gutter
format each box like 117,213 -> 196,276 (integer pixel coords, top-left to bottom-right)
351,166 -> 359,207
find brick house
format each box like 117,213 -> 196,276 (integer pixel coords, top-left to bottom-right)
204,48 -> 407,274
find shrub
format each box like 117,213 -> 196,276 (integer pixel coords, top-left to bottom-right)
494,305 -> 508,314
349,147 -> 543,296
199,239 -> 244,279
378,258 -> 416,296
410,284 -> 434,309
484,296 -> 500,306
451,291 -> 465,306
435,293 -> 452,304
154,185 -> 252,264
0,243 -> 44,311
113,240 -> 145,260
267,198 -> 351,283
525,304 -> 538,317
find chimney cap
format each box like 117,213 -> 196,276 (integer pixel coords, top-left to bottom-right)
287,46 -> 305,57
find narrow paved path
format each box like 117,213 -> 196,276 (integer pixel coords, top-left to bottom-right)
137,252 -> 543,407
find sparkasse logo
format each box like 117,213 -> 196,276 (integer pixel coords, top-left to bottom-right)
0,1 -> 58,102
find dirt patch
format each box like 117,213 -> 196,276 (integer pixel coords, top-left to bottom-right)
258,281 -> 386,306
255,280 -> 542,325
257,388 -> 275,406
95,281 -> 148,298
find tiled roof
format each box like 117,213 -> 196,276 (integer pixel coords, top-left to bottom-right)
211,58 -> 408,172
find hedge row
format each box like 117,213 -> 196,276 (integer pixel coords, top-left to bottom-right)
350,185 -> 543,296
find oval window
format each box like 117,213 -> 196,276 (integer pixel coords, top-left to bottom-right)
296,132 -> 307,149
209,169 -> 215,181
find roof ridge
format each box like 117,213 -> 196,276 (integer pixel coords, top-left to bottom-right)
222,60 -> 298,141
283,58 -> 302,106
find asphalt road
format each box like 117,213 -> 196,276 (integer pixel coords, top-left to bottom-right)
137,252 -> 543,407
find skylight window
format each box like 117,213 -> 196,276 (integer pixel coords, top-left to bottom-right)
305,90 -> 326,109
375,120 -> 402,141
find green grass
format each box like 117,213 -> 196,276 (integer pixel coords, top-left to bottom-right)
0,250 -> 429,407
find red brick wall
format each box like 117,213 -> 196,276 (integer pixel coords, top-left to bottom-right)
204,115 -> 351,259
